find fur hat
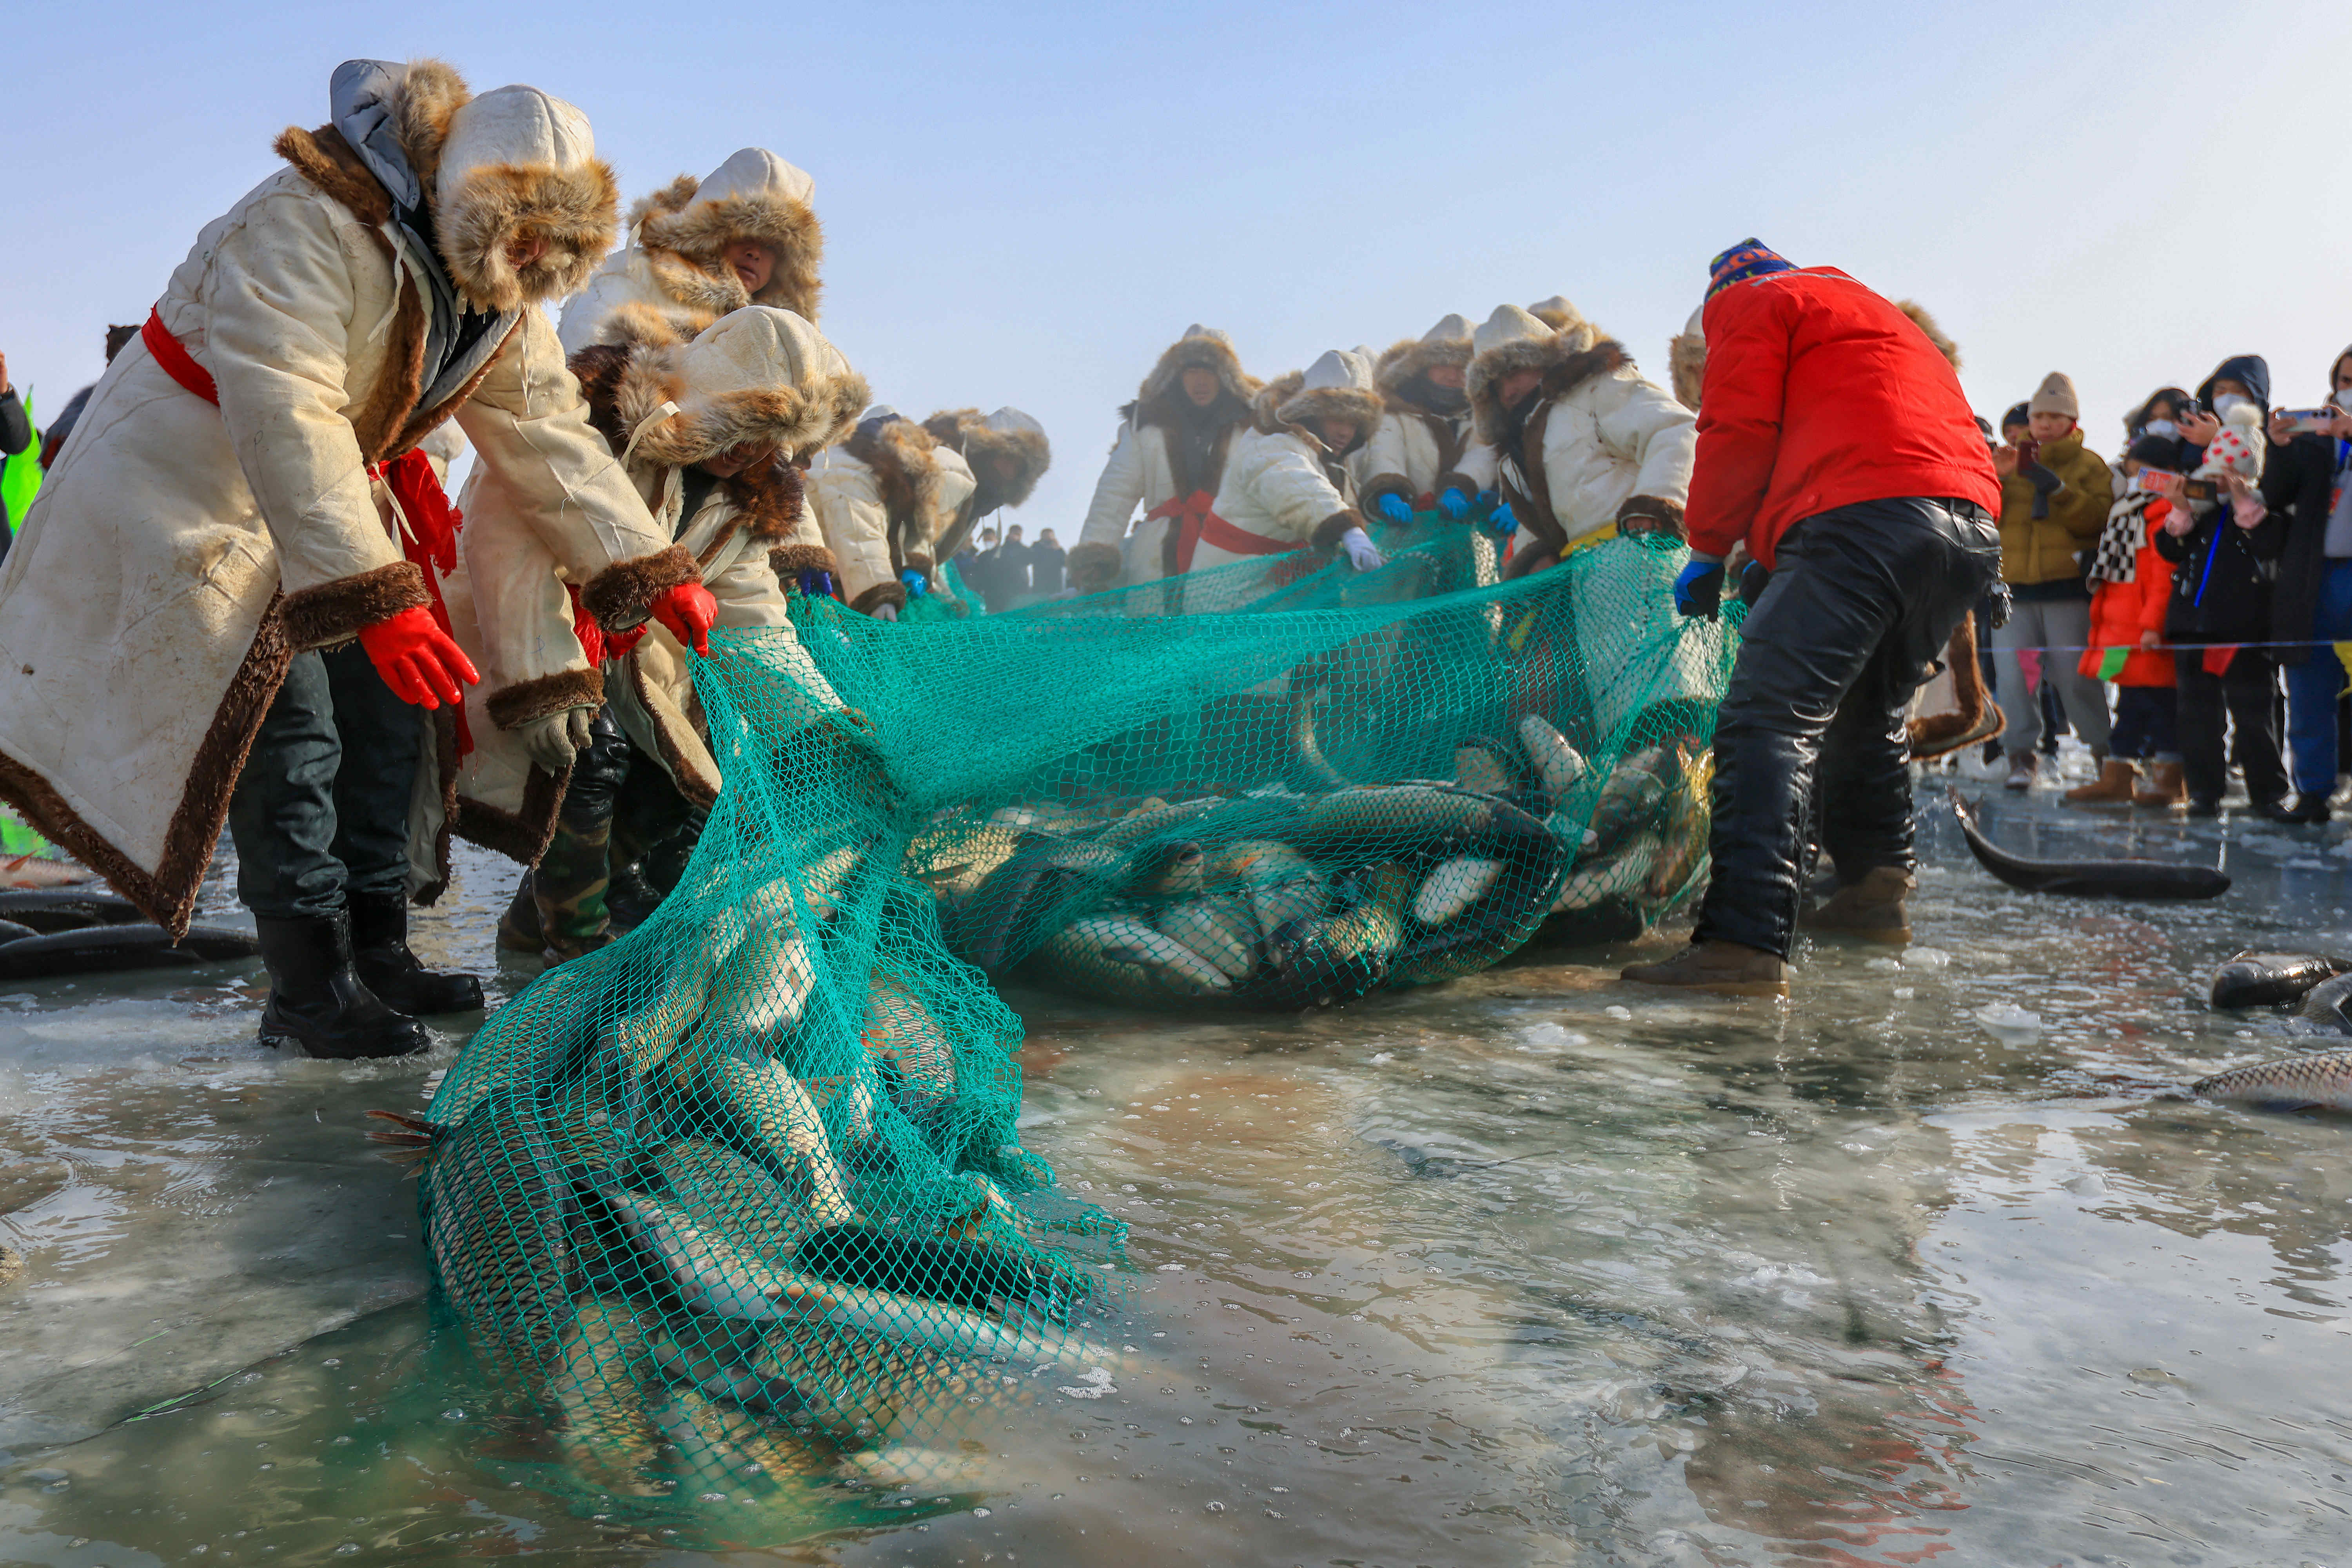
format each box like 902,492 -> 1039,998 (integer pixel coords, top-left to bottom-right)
593,307 -> 868,471
1269,350 -> 1381,453
1526,296 -> 1584,334
1468,305 -> 1561,445
432,79 -> 620,312
1374,314 -> 1474,401
1668,305 -> 1706,412
2027,372 -> 2080,421
922,407 -> 1052,511
633,148 -> 824,323
1135,325 -> 1261,426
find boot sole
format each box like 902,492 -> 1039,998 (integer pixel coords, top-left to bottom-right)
1621,973 -> 1791,998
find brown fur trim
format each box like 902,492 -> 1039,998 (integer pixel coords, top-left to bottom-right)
580,543 -> 698,631
1136,333 -> 1262,430
1357,473 -> 1415,511
902,551 -> 935,577
606,338 -> 867,470
1896,301 -> 1961,371
1274,383 -> 1383,450
485,667 -> 605,731
768,542 -> 840,580
452,763 -> 571,866
636,181 -> 824,322
439,157 -> 621,313
845,419 -> 945,573
0,600 -> 297,938
628,173 -> 700,233
272,124 -> 394,226
629,659 -> 719,810
1907,617 -> 2003,759
566,343 -> 635,453
1471,336 -> 1628,448
921,409 -> 1052,512
1434,470 -> 1483,505
852,581 -> 909,616
1251,371 -> 1303,433
344,263 -> 428,462
1669,330 -> 1706,412
391,58 -> 472,206
1310,510 -> 1363,550
727,457 -> 806,543
1065,540 -> 1123,594
1615,495 -> 1686,539
280,561 -> 430,651
1374,333 -> 1473,398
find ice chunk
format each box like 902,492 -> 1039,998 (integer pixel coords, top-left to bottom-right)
1902,947 -> 1952,969
1974,1002 -> 2041,1042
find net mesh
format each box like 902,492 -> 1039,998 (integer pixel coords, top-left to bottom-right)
408,521 -> 1736,1519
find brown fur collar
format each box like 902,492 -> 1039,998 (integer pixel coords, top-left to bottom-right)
1135,333 -> 1261,431
922,408 -> 1051,514
1470,334 -> 1628,448
567,339 -> 867,474
632,172 -> 824,322
1669,329 -> 1706,412
1249,371 -> 1379,458
485,667 -> 604,731
846,419 -> 945,538
1065,540 -> 1123,595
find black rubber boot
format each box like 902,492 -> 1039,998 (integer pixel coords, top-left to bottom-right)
254,912 -> 428,1059
496,871 -> 543,953
348,890 -> 485,1014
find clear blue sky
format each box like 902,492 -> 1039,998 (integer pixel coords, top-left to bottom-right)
8,0 -> 2350,526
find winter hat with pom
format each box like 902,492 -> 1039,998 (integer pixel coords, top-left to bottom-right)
1706,239 -> 1794,298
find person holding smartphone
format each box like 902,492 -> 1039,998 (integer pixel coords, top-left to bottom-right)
2259,347 -> 2352,822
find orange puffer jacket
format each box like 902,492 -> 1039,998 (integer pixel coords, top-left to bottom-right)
2077,498 -> 2177,687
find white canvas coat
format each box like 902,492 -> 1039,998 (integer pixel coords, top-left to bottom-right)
0,76 -> 684,934
808,430 -> 976,613
1190,426 -> 1357,574
1510,365 -> 1696,551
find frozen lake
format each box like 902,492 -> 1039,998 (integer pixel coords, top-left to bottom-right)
3,778 -> 2352,1566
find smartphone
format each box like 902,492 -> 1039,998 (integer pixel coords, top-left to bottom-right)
2139,469 -> 2182,497
2279,408 -> 2337,434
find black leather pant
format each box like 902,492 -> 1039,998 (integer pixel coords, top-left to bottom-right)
1694,496 -> 2001,959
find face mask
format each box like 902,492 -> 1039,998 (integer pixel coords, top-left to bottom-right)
2332,389 -> 2352,412
2142,418 -> 2177,437
2213,393 -> 2251,420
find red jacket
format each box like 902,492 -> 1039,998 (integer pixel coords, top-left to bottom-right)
2076,502 -> 2177,688
1684,267 -> 2001,567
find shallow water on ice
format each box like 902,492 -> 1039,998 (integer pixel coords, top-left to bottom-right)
7,791 -> 2352,1564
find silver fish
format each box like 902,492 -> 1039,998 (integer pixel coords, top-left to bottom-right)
1518,715 -> 1587,797
1453,740 -> 1522,797
1154,898 -> 1258,980
2192,1050 -> 2352,1111
1412,855 -> 1503,926
690,1055 -> 855,1225
1053,915 -> 1232,995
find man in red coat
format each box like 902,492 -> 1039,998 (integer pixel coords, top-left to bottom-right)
1623,241 -> 2002,996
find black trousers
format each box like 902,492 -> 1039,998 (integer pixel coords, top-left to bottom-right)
227,643 -> 421,920
1694,496 -> 2002,960
2175,649 -> 2287,808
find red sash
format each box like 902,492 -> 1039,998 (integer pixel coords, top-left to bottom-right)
144,308 -> 473,754
1147,488 -> 1299,572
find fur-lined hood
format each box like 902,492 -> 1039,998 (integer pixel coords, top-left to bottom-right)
1467,303 -> 1624,448
630,148 -> 824,325
923,407 -> 1051,514
1897,301 -> 1960,370
1374,313 -> 1474,412
274,59 -> 619,314
844,412 -> 948,551
1132,325 -> 1261,430
1252,351 -> 1383,458
1668,305 -> 1706,411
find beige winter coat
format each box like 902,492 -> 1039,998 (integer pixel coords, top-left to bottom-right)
1073,328 -> 1260,592
1189,367 -> 1380,575
1469,311 -> 1695,571
0,61 -> 697,934
453,305 -> 867,854
807,417 -> 977,613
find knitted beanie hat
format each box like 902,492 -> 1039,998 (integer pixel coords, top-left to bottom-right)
1706,239 -> 1795,298
2027,372 -> 2080,420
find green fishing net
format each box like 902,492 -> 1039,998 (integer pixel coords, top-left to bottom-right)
407,520 -> 1735,1525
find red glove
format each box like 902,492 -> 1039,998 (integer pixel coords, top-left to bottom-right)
650,581 -> 717,658
604,623 -> 648,659
357,606 -> 479,710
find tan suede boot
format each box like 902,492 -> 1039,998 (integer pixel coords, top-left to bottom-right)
2063,757 -> 2140,807
1801,865 -> 1914,943
2133,760 -> 2186,808
1620,940 -> 1791,998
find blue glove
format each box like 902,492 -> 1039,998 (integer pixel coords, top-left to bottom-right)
795,569 -> 835,599
1673,556 -> 1726,619
1436,488 -> 1470,522
1373,493 -> 1413,527
1488,500 -> 1518,539
899,570 -> 929,599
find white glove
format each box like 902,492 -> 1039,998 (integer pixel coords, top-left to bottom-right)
870,601 -> 900,623
1339,526 -> 1385,573
516,705 -> 596,773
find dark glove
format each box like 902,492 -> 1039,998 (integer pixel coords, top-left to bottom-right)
1985,581 -> 2013,630
1437,488 -> 1470,522
1373,493 -> 1413,527
899,570 -> 929,599
2023,461 -> 2063,521
795,568 -> 836,599
1673,556 -> 1726,619
1737,559 -> 1771,607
